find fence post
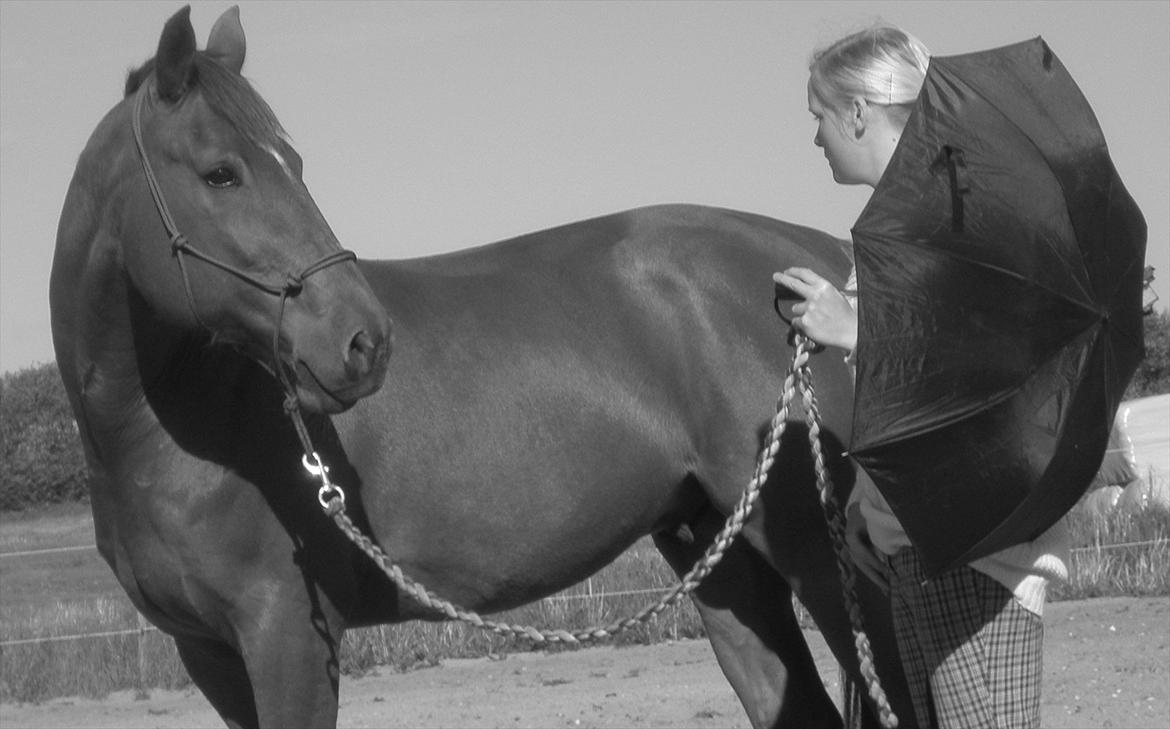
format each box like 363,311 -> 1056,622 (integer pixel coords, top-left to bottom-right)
136,611 -> 149,699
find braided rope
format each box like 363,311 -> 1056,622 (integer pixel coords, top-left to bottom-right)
796,353 -> 898,729
307,336 -> 897,726
134,73 -> 889,727
318,341 -> 812,644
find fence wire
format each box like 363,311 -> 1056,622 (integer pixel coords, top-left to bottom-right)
3,538 -> 1167,649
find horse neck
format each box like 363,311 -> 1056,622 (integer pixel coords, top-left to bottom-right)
53,104 -> 143,419
57,229 -> 288,500
51,101 -> 254,465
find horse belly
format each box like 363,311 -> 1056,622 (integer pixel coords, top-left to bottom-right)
338,374 -> 699,615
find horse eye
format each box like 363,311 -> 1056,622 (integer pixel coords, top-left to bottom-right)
204,166 -> 238,188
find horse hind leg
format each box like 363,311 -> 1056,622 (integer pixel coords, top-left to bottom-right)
174,634 -> 259,729
654,504 -> 843,729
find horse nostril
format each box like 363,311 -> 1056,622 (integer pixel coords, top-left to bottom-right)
345,330 -> 377,379
351,330 -> 374,354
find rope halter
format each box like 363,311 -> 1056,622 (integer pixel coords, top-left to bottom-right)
129,82 -> 357,427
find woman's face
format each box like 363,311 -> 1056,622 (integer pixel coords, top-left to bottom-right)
808,80 -> 868,186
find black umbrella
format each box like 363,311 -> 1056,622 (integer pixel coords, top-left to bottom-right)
848,38 -> 1147,577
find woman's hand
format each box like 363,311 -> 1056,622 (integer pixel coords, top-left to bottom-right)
772,268 -> 857,351
845,502 -> 889,593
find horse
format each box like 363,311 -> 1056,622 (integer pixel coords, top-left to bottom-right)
51,6 -> 915,728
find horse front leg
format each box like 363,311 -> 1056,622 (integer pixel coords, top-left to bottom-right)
235,574 -> 346,728
654,505 -> 842,729
174,634 -> 258,729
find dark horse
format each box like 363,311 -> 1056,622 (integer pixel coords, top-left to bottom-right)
51,6 -> 914,728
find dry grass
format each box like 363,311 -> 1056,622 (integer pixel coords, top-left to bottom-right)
1052,486 -> 1170,600
3,492 -> 1167,704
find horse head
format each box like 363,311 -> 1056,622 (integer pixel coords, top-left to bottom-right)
111,5 -> 391,413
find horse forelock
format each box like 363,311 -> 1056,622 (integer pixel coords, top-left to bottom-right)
124,53 -> 288,151
124,60 -> 153,97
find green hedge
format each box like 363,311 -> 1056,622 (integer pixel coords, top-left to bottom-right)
0,363 -> 88,510
1127,310 -> 1170,399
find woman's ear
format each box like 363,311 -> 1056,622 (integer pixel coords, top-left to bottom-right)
850,98 -> 869,140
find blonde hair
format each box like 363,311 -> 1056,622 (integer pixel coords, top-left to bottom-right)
809,25 -> 930,124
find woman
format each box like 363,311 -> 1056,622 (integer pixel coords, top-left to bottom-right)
774,26 -> 1069,729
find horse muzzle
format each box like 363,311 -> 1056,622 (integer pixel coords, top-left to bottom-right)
288,307 -> 393,414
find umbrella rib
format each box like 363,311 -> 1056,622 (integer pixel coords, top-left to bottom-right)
855,235 -> 1103,452
887,236 -> 1102,318
945,69 -> 1107,304
857,43 -> 1146,576
856,387 -> 1018,451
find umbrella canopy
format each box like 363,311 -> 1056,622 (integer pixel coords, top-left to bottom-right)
849,38 -> 1147,577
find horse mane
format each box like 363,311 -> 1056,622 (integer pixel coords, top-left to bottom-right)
124,53 -> 287,150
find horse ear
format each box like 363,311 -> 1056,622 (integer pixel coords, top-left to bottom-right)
206,6 -> 246,75
155,5 -> 197,102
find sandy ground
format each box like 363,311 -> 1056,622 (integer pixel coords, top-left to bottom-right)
2,596 -> 1166,729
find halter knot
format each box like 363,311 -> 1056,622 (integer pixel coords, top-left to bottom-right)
283,273 -> 304,296
169,233 -> 189,255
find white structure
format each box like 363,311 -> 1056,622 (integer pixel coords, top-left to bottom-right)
1115,394 -> 1169,511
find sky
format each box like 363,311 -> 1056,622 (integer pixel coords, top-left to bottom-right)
1,0 -> 1167,373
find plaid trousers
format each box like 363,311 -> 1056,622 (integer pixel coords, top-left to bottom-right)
887,548 -> 1044,729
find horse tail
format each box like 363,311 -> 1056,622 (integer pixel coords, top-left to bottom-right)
841,667 -> 865,729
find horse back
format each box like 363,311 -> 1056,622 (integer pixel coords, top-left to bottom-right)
337,204 -> 857,613
359,204 -> 852,374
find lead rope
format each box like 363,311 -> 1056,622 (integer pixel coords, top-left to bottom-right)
130,83 -> 886,710
795,350 -> 898,728
291,334 -> 896,727
299,340 -> 810,643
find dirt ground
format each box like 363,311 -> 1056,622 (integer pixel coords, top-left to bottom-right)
2,596 -> 1166,729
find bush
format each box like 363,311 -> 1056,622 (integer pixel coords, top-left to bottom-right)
0,363 -> 88,510
1125,310 -> 1170,399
